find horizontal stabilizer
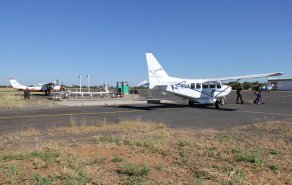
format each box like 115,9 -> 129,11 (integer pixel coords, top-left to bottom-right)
137,80 -> 149,87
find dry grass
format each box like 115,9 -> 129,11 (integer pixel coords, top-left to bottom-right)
0,120 -> 291,184
0,94 -> 55,110
48,117 -> 167,136
0,88 -> 17,93
0,95 -> 26,109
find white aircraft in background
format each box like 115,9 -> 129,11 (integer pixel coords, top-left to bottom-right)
9,78 -> 61,95
145,53 -> 283,108
261,84 -> 279,91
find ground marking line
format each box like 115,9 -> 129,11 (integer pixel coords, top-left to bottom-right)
238,110 -> 292,117
0,110 -> 146,120
0,107 -> 182,120
2,105 -> 291,120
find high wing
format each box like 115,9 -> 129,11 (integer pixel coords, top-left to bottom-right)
41,83 -> 53,87
206,72 -> 283,82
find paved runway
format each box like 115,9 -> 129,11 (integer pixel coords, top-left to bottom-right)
0,91 -> 291,134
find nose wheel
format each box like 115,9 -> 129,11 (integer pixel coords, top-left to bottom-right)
215,100 -> 222,109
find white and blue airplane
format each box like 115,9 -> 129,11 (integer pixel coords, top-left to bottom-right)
145,53 -> 283,108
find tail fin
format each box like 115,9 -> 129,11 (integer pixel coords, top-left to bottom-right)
9,78 -> 26,89
145,53 -> 169,89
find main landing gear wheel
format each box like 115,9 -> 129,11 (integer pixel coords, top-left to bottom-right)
188,100 -> 195,107
215,100 -> 221,109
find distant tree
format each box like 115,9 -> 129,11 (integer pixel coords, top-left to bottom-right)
224,81 -> 267,90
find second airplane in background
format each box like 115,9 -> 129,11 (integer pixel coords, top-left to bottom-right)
9,78 -> 61,95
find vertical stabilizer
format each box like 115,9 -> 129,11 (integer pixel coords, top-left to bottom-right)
9,78 -> 27,90
145,53 -> 169,89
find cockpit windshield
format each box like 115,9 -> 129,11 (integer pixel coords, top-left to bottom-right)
216,82 -> 222,89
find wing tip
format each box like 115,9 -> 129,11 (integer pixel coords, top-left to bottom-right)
270,72 -> 284,77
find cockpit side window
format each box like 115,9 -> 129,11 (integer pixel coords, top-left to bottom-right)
209,82 -> 215,89
216,82 -> 222,89
191,83 -> 195,89
196,83 -> 201,89
202,82 -> 208,89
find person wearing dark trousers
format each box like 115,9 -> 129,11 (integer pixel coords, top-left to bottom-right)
254,86 -> 264,104
236,84 -> 244,104
24,88 -> 30,99
254,86 -> 260,104
259,86 -> 264,104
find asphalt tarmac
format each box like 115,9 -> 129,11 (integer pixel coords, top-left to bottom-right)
0,91 -> 291,134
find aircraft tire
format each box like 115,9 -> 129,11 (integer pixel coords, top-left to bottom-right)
188,100 -> 195,107
215,100 -> 221,109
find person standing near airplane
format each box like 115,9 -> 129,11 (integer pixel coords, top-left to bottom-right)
236,84 -> 244,104
255,86 -> 265,104
254,85 -> 260,104
259,86 -> 264,104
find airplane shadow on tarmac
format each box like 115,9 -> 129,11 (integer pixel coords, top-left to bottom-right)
109,103 -> 238,112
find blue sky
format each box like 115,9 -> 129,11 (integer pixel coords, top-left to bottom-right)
0,0 -> 291,86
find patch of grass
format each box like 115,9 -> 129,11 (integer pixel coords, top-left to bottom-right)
268,149 -> 282,156
95,136 -> 166,155
268,164 -> 279,173
96,135 -> 123,145
3,164 -> 20,184
34,173 -> 56,185
63,169 -> 92,185
176,149 -> 189,166
2,150 -> 60,168
206,147 -> 225,160
221,169 -> 246,185
136,139 -> 157,152
178,139 -> 190,147
112,155 -> 124,163
0,95 -> 25,108
155,163 -> 164,171
95,157 -> 108,165
122,177 -> 143,185
64,153 -> 80,169
219,164 -> 235,173
118,163 -> 150,177
216,133 -> 236,142
194,170 -> 214,180
194,177 -> 207,185
33,158 -> 46,169
233,148 -> 263,165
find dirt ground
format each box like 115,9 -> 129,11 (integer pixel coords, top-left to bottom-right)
0,120 -> 291,185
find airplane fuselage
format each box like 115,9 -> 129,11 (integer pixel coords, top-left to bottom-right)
16,86 -> 61,92
153,79 -> 231,104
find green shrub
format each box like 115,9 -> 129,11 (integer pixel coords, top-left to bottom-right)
112,155 -> 124,163
178,139 -> 190,147
118,163 -> 149,177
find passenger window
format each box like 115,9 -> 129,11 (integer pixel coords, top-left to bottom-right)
196,83 -> 201,89
209,83 -> 215,88
191,83 -> 195,89
216,82 -> 222,89
203,82 -> 208,89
